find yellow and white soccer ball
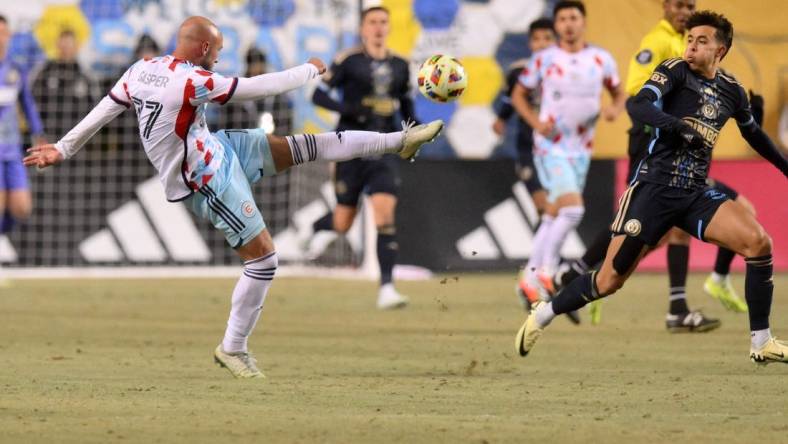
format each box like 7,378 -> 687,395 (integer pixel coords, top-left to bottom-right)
417,55 -> 467,103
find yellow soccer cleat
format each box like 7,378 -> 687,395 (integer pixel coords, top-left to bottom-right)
214,345 -> 265,379
704,275 -> 747,313
399,119 -> 444,161
515,302 -> 545,357
588,300 -> 603,325
750,337 -> 788,365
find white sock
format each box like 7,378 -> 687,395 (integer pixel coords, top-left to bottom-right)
525,215 -> 554,277
711,271 -> 727,283
751,328 -> 771,349
222,251 -> 278,353
540,205 -> 585,273
535,301 -> 556,328
287,131 -> 403,165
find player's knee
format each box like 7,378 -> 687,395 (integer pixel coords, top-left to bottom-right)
595,272 -> 624,296
244,251 -> 278,280
743,229 -> 772,257
333,218 -> 353,234
667,228 -> 690,245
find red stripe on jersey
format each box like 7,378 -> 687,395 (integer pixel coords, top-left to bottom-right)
169,59 -> 179,71
552,133 -> 562,143
200,174 -> 213,186
122,82 -> 131,101
204,150 -> 213,166
196,139 -> 205,152
204,77 -> 214,91
535,57 -> 541,70
195,69 -> 213,77
594,55 -> 603,67
175,78 -> 197,140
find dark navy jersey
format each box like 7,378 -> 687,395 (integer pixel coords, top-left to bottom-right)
495,58 -> 540,129
321,46 -> 413,132
633,57 -> 755,189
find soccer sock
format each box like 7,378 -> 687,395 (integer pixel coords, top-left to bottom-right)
287,131 -> 402,165
540,205 -> 584,273
377,225 -> 398,286
313,212 -> 334,232
222,252 -> 278,354
559,229 -> 611,287
744,255 -> 773,343
524,215 -> 554,275
551,271 -> 600,316
713,247 -> 736,278
0,212 -> 15,234
667,244 -> 690,314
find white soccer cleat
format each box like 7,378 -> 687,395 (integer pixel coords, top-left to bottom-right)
750,337 -> 788,365
515,301 -> 545,357
377,283 -> 409,310
213,345 -> 265,379
399,119 -> 444,161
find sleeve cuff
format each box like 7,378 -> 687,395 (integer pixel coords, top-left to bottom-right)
108,91 -> 131,108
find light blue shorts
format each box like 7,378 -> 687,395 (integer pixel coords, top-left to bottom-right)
533,153 -> 591,203
184,129 -> 277,248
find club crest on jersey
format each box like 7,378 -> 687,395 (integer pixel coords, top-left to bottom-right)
624,219 -> 642,236
636,49 -> 653,65
241,201 -> 256,218
701,102 -> 719,119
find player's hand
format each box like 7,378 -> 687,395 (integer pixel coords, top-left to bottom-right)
307,57 -> 327,75
23,144 -> 64,169
601,105 -> 620,122
492,118 -> 506,136
535,120 -> 554,136
675,122 -> 704,150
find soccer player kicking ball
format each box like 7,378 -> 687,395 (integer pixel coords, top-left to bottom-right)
23,16 -> 443,379
516,11 -> 788,365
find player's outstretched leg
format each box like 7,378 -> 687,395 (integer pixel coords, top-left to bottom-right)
703,200 -> 787,365
704,197 -> 754,313
271,120 -> 443,172
213,230 -> 279,379
516,234 -> 649,357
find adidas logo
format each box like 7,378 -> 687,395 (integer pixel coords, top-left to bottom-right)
456,182 -> 585,260
79,177 -> 211,263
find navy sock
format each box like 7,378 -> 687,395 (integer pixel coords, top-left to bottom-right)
0,212 -> 15,234
312,212 -> 334,232
713,247 -> 736,276
745,255 -> 773,331
377,227 -> 398,286
560,230 -> 611,287
667,244 -> 690,314
553,271 -> 600,314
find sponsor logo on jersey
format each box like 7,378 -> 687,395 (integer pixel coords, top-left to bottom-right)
683,117 -> 719,148
649,71 -> 668,85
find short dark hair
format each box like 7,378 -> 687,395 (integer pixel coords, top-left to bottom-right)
686,10 -> 734,59
0,15 -> 7,24
59,29 -> 76,39
529,18 -> 554,34
554,1 -> 586,17
361,6 -> 389,22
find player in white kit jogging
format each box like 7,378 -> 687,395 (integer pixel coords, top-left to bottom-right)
510,1 -> 626,308
23,16 -> 443,379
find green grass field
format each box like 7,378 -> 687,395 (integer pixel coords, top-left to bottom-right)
1,273 -> 786,443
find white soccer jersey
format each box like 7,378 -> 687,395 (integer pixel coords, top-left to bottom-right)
518,45 -> 620,156
107,56 -> 238,201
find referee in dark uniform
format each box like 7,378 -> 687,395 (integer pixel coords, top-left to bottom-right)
311,6 -> 416,310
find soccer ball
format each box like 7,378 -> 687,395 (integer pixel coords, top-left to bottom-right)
417,55 -> 467,103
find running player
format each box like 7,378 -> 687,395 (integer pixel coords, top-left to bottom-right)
555,0 -> 755,330
23,16 -> 444,378
517,11 -> 788,365
511,1 -> 626,308
492,18 -> 555,217
310,6 -> 417,310
0,15 -> 45,263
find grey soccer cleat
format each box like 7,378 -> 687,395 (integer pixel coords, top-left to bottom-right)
214,345 -> 265,379
399,119 -> 444,161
